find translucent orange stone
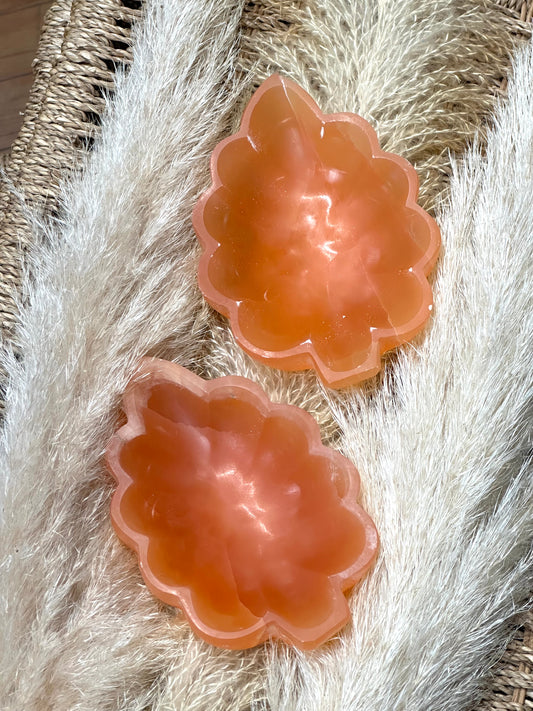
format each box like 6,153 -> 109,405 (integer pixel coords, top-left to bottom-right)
106,358 -> 378,650
193,75 -> 440,387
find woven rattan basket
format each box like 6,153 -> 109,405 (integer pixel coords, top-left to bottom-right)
0,0 -> 142,343
0,1 -> 530,708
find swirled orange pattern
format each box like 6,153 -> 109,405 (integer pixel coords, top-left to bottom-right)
193,75 -> 440,387
106,358 -> 378,649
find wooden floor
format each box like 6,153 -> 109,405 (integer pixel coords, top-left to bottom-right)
0,0 -> 53,154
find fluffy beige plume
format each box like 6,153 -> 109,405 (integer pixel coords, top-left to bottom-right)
261,38 -> 533,711
0,3 -> 265,710
0,0 -> 531,710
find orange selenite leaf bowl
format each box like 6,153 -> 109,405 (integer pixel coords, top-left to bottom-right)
193,75 -> 440,387
106,358 -> 378,650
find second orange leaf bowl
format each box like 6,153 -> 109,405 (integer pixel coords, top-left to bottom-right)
106,358 -> 378,650
193,74 -> 441,387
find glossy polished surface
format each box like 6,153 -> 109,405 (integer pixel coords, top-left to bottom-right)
106,358 -> 378,650
193,75 -> 440,387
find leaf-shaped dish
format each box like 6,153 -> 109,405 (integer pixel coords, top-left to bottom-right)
193,75 -> 440,387
106,358 -> 378,650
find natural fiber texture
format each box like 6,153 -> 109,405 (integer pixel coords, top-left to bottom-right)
0,0 -> 142,346
500,0 -> 533,21
476,610 -> 533,710
0,1 -> 531,709
259,28 -> 533,705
